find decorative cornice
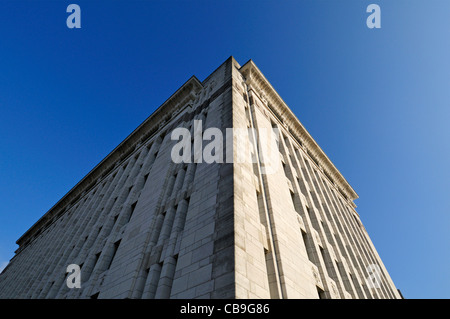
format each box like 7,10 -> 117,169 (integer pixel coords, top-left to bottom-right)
240,60 -> 358,202
16,76 -> 203,249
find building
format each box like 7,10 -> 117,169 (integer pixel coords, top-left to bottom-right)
0,57 -> 401,299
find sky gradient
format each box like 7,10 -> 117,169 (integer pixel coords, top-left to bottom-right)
0,0 -> 449,299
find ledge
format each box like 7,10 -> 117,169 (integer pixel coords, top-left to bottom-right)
239,59 -> 358,202
16,76 -> 203,249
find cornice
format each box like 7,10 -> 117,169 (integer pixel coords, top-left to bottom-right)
16,76 -> 203,249
239,60 -> 358,202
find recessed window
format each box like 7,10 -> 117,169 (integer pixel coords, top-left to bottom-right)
107,240 -> 121,270
128,202 -> 137,223
93,252 -> 101,269
282,162 -> 288,176
302,231 -> 314,263
317,287 -> 325,299
90,292 -> 100,299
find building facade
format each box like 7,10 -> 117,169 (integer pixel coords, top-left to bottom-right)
0,57 -> 401,299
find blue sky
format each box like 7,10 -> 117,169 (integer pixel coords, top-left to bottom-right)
0,0 -> 449,299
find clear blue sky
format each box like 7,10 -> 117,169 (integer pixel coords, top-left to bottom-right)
0,0 -> 449,299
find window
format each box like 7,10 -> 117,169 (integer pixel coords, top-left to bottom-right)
93,252 -> 101,270
282,162 -> 288,176
107,240 -> 121,270
284,136 -> 290,148
90,292 -> 100,299
290,190 -> 299,213
128,202 -> 137,223
317,287 -> 325,299
319,247 -> 328,271
302,231 -> 314,263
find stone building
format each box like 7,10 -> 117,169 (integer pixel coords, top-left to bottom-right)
0,57 -> 401,299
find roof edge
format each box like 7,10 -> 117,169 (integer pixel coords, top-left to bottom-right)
239,60 -> 358,202
16,75 -> 203,248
